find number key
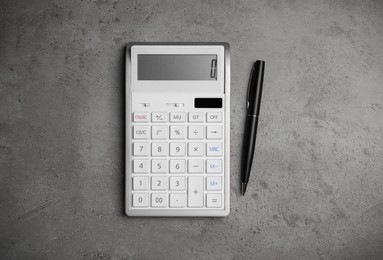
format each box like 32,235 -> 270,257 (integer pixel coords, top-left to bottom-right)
133,176 -> 149,190
151,193 -> 167,207
133,159 -> 149,173
133,142 -> 149,156
170,176 -> 185,190
151,142 -> 167,157
151,159 -> 167,173
151,176 -> 167,190
133,193 -> 149,207
170,159 -> 185,173
170,142 -> 186,156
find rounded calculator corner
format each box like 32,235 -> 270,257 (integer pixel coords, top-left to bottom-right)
125,207 -> 134,217
222,207 -> 230,217
220,42 -> 230,49
126,42 -> 138,49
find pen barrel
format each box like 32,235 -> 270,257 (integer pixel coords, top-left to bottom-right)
248,61 -> 265,116
240,115 -> 259,184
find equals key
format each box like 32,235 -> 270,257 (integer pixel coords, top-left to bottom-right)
206,194 -> 222,208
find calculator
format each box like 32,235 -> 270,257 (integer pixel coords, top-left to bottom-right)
125,43 -> 230,217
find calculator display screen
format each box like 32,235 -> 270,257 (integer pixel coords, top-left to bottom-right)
137,55 -> 217,80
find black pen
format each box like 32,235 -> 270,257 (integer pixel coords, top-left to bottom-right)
241,60 -> 265,195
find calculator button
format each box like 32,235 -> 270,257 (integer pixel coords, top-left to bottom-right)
188,143 -> 204,157
152,125 -> 167,140
188,112 -> 204,123
170,176 -> 186,190
133,142 -> 150,156
206,112 -> 222,123
170,125 -> 186,139
170,193 -> 187,208
170,159 -> 186,173
133,176 -> 149,190
188,125 -> 204,140
133,193 -> 149,207
151,193 -> 167,207
206,159 -> 222,173
170,112 -> 186,122
133,125 -> 149,139
151,143 -> 167,157
206,193 -> 222,208
152,112 -> 168,123
206,176 -> 222,191
188,176 -> 204,207
151,159 -> 167,173
151,176 -> 167,190
133,112 -> 150,123
206,143 -> 222,157
133,159 -> 149,173
188,159 -> 204,173
206,125 -> 222,140
169,142 -> 186,157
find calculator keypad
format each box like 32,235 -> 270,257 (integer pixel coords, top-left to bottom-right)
131,112 -> 224,209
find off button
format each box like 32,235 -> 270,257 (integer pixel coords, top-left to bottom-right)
207,112 -> 222,123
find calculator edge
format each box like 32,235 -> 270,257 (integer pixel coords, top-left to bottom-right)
125,42 -> 230,217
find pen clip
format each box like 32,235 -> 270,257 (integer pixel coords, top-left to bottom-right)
246,67 -> 254,109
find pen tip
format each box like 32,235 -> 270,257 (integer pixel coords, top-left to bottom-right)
241,183 -> 247,195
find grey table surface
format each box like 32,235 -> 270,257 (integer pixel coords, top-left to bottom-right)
1,0 -> 383,259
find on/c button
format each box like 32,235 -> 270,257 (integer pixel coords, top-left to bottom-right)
133,112 -> 150,122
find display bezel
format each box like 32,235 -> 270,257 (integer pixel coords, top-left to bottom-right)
131,45 -> 225,93
137,54 -> 218,81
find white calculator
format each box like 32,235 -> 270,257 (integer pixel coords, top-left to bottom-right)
125,43 -> 230,217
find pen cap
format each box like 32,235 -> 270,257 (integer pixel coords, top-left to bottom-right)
247,60 -> 265,116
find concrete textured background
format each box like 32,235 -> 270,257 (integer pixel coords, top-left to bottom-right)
1,0 -> 383,259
